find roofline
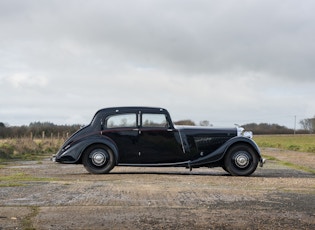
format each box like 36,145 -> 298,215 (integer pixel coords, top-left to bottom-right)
95,106 -> 168,115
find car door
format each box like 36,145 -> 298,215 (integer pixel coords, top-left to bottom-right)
102,113 -> 140,163
138,112 -> 184,164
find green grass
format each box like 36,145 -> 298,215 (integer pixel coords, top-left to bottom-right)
22,206 -> 39,230
0,183 -> 25,187
281,161 -> 315,174
262,155 -> 315,174
255,134 -> 315,174
254,134 -> 315,153
0,172 -> 57,187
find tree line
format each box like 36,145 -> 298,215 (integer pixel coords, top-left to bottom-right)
0,122 -> 81,139
0,115 -> 314,138
174,117 -> 315,135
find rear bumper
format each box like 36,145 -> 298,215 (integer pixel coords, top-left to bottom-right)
51,155 -> 57,162
259,158 -> 266,167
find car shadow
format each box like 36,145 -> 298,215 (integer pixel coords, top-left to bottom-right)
93,168 -> 315,178
109,171 -> 229,176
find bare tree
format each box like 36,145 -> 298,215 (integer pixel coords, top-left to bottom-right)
299,116 -> 315,133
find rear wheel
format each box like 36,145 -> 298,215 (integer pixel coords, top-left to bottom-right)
82,144 -> 115,174
224,144 -> 258,176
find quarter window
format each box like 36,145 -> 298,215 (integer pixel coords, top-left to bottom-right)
106,114 -> 137,128
142,114 -> 168,127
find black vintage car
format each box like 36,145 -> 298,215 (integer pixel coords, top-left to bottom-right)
53,107 -> 265,176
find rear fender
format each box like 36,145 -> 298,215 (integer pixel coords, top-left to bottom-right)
57,135 -> 119,164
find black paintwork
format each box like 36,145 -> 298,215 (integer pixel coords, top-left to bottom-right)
54,106 -> 263,170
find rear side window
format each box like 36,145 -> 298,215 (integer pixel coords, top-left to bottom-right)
106,114 -> 137,128
142,113 -> 168,127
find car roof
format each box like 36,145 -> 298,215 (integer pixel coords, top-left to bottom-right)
90,107 -> 172,127
95,106 -> 167,114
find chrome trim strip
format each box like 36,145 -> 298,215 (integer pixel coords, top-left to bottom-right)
118,161 -> 190,167
177,129 -> 186,154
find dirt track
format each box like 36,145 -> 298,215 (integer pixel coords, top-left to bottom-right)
0,148 -> 314,229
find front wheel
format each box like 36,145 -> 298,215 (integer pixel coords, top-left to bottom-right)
82,144 -> 115,174
224,145 -> 258,176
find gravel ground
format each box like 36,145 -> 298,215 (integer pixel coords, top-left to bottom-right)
0,148 -> 314,229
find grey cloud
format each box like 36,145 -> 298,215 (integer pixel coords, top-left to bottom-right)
2,0 -> 314,80
1,0 -> 315,126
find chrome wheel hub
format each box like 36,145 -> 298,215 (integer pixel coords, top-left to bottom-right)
91,151 -> 107,166
234,152 -> 250,168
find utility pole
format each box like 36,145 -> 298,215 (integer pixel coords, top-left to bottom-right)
294,115 -> 296,135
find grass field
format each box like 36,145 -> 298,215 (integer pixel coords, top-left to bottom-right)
0,138 -> 64,162
254,134 -> 315,153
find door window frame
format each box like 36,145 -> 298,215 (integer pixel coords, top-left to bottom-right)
105,113 -> 138,129
141,113 -> 169,128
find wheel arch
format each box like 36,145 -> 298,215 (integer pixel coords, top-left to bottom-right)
223,137 -> 261,159
78,136 -> 119,164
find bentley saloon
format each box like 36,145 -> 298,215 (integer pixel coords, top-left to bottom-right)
53,107 -> 265,176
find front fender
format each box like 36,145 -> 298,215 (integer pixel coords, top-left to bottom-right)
225,136 -> 261,156
190,136 -> 261,166
55,135 -> 119,164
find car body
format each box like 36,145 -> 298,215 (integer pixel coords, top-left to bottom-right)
53,107 -> 265,176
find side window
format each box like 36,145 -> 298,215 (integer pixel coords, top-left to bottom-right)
106,113 -> 137,128
142,113 -> 168,128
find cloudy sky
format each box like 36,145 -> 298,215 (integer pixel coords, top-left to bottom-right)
0,0 -> 314,128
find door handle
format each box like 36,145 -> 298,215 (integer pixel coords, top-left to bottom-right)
132,128 -> 141,134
